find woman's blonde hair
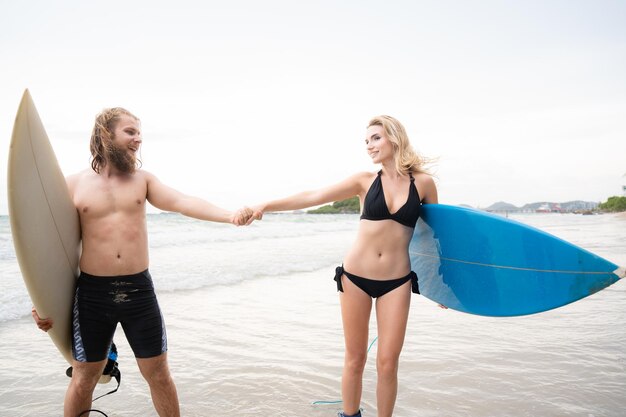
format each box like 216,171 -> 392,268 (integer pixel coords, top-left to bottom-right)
90,107 -> 140,173
367,115 -> 431,175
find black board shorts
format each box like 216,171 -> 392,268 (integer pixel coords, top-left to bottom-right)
71,269 -> 168,362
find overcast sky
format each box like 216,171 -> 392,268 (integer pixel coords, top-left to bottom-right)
1,0 -> 625,214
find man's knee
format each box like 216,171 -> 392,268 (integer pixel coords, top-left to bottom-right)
138,354 -> 173,385
69,360 -> 105,393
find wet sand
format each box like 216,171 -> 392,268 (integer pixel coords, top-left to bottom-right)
1,266 -> 625,416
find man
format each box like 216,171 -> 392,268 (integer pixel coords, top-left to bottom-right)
33,107 -> 253,416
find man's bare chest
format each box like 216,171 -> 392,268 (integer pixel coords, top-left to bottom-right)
74,180 -> 146,218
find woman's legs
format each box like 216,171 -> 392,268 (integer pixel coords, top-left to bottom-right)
375,280 -> 411,417
339,274 -> 373,415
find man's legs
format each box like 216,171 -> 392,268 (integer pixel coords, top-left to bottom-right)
137,353 -> 180,417
64,359 -> 107,417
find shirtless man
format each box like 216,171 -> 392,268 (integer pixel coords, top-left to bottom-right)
32,107 -> 252,417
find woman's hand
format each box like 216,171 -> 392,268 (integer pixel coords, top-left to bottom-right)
249,205 -> 266,224
231,206 -> 254,226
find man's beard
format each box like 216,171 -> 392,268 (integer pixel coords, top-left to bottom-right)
104,141 -> 138,174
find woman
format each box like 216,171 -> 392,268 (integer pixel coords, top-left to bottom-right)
251,115 -> 439,417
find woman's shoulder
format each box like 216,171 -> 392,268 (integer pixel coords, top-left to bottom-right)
352,170 -> 379,185
411,170 -> 438,203
356,170 -> 379,178
334,171 -> 378,195
411,170 -> 435,183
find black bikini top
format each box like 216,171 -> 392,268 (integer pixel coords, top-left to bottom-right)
360,170 -> 421,228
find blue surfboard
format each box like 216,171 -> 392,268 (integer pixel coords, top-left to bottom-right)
410,204 -> 624,317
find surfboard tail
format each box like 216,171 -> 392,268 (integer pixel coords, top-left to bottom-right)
615,266 -> 626,279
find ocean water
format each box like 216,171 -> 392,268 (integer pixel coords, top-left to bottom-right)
0,212 -> 359,322
0,212 -> 625,416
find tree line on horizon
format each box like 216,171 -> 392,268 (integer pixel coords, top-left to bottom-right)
307,197 -> 360,214
306,195 -> 626,214
598,196 -> 626,212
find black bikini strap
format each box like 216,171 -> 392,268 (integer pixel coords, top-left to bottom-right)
409,172 -> 415,182
410,271 -> 420,294
334,266 -> 345,293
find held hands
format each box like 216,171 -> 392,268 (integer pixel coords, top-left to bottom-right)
229,204 -> 266,226
231,206 -> 255,226
248,205 -> 265,224
32,307 -> 53,332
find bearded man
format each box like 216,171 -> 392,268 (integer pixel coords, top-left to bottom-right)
33,107 -> 252,417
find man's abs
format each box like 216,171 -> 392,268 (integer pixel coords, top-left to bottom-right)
79,215 -> 150,276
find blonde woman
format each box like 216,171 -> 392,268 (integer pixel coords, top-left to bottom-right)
251,115 -> 439,417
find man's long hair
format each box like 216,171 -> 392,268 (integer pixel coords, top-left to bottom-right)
90,107 -> 140,173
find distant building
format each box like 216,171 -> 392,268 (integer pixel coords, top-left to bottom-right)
535,203 -> 563,213
485,200 -> 598,213
536,203 -> 551,213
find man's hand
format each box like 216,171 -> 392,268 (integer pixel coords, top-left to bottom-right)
232,207 -> 254,226
32,307 -> 53,332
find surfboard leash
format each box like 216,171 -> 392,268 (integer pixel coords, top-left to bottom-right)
76,410 -> 109,417
311,336 -> 378,406
73,367 -> 119,417
69,343 -> 121,417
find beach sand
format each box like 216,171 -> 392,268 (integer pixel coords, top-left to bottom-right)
1,266 -> 625,416
1,268 -> 349,416
614,211 -> 626,220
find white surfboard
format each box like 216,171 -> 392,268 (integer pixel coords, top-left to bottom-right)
7,89 -> 80,364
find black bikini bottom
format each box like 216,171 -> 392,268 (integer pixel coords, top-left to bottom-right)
334,265 -> 419,298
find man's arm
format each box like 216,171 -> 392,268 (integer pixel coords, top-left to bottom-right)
145,172 -> 251,225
